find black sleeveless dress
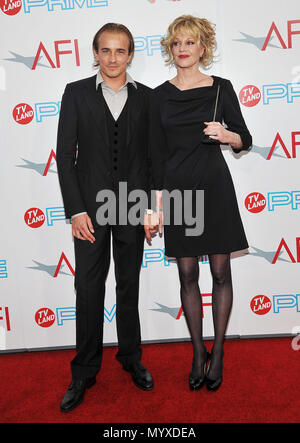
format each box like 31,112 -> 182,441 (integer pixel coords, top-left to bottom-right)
149,75 -> 252,258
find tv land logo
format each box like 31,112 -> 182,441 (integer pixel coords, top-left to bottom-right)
234,20 -> 300,51
24,206 -> 67,228
239,85 -> 261,107
239,83 -> 300,107
35,307 -> 55,327
13,103 -> 34,125
245,192 -> 266,213
250,294 -> 300,315
250,295 -> 272,315
0,0 -> 22,15
35,305 -> 116,327
24,208 -> 46,228
13,102 -> 61,124
0,0 -> 108,15
245,191 -> 300,213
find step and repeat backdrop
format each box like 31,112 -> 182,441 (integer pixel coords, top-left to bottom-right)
0,0 -> 299,352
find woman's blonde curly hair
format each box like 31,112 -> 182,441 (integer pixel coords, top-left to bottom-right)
161,15 -> 217,68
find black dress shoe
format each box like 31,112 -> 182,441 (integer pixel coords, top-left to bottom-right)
123,361 -> 154,391
60,377 -> 96,412
189,350 -> 210,391
205,350 -> 224,392
205,375 -> 222,392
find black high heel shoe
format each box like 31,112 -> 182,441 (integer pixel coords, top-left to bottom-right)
189,349 -> 210,391
205,350 -> 224,392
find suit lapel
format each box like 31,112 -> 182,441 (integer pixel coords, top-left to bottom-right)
126,83 -> 142,147
83,75 -> 110,148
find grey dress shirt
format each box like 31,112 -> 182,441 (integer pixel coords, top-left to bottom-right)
96,71 -> 137,120
72,71 -> 137,219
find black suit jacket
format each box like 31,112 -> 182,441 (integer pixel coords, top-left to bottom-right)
56,74 -> 152,221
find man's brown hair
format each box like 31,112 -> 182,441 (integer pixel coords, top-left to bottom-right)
92,23 -> 135,67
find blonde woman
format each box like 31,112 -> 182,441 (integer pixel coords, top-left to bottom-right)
145,15 -> 252,392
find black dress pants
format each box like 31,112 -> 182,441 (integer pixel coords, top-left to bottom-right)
70,223 -> 145,379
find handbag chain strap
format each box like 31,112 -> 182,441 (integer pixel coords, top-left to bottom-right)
212,84 -> 220,122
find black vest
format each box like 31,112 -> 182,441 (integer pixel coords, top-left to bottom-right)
103,96 -> 128,190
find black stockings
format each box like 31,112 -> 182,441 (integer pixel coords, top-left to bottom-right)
176,254 -> 233,379
177,257 -> 205,377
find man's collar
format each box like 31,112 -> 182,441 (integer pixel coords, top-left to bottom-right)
96,71 -> 137,90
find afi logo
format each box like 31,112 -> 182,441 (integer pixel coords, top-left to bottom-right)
273,238 -> 300,264
235,20 -> 300,51
0,307 -> 11,331
44,150 -> 57,175
177,294 -> 212,319
28,252 -> 74,277
54,252 -> 74,277
32,40 -> 80,70
16,149 -> 57,176
262,20 -> 300,51
267,131 -> 300,159
151,294 -> 212,319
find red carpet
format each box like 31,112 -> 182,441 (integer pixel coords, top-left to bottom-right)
0,337 -> 299,423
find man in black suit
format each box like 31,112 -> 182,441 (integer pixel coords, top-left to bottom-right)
56,23 -> 153,413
